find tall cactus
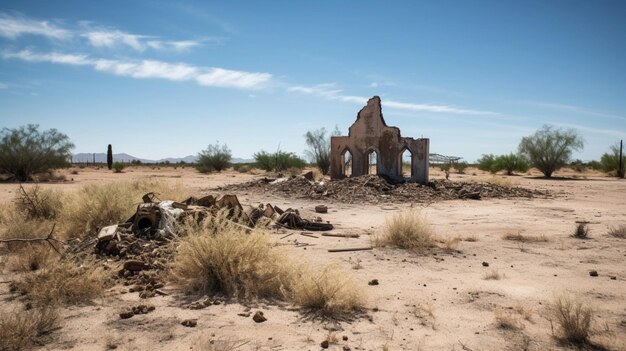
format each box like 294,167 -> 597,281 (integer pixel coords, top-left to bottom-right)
107,144 -> 113,170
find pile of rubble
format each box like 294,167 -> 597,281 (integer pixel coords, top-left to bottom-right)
225,175 -> 551,204
95,192 -> 334,298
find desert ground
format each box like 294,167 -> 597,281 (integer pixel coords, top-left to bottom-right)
1,166 -> 625,351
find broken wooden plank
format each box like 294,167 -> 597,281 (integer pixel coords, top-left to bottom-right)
327,247 -> 373,253
300,233 -> 319,239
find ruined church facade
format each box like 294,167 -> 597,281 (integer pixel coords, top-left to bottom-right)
330,96 -> 429,184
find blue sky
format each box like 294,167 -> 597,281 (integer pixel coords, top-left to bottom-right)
1,1 -> 625,162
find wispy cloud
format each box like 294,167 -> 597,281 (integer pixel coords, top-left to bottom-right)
82,29 -> 204,52
288,83 -> 500,116
520,100 -> 626,122
0,13 -> 71,39
3,50 -> 271,89
552,122 -> 626,138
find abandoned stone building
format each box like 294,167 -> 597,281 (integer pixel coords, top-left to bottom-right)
330,96 -> 430,184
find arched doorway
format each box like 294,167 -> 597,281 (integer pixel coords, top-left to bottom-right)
398,147 -> 413,177
341,149 -> 353,177
366,148 -> 378,175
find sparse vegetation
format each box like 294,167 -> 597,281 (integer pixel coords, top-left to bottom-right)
572,223 -> 590,239
292,263 -> 364,318
548,293 -> 594,344
15,185 -> 62,220
518,125 -> 584,178
492,153 -> 530,175
14,257 -> 106,306
196,142 -> 232,173
502,232 -> 548,242
375,210 -> 435,253
254,150 -> 306,172
412,303 -> 437,329
112,162 -> 125,173
607,224 -> 626,238
304,127 -> 339,175
0,307 -> 59,351
483,270 -> 502,280
494,308 -> 523,330
0,124 -> 74,181
476,154 -> 497,173
600,142 -> 625,177
453,160 -> 468,174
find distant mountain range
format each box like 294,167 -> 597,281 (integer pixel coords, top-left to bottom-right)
71,153 -> 253,164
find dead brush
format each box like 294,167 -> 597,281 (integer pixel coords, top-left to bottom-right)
0,306 -> 59,351
193,337 -> 248,351
494,308 -> 524,330
15,256 -> 106,306
291,263 -> 365,319
172,216 -> 295,299
412,303 -> 437,329
375,210 -> 435,253
502,231 -> 548,243
15,185 -> 62,220
60,180 -> 190,240
571,223 -> 590,239
607,224 -> 626,238
547,293 -> 594,344
483,270 -> 503,280
7,244 -> 58,272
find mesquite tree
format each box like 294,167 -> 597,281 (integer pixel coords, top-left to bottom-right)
519,125 -> 583,178
107,144 -> 113,170
0,124 -> 74,181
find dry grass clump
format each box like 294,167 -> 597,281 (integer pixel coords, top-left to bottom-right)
483,270 -> 503,280
0,307 -> 59,351
291,263 -> 364,318
0,203 -> 53,242
413,303 -> 437,329
484,177 -> 514,187
571,223 -> 590,239
607,224 -> 626,238
494,308 -> 523,330
60,180 -> 189,240
547,293 -> 594,344
375,210 -> 435,253
15,185 -> 63,220
15,257 -> 106,306
172,217 -> 295,299
502,232 -> 548,242
7,244 -> 58,272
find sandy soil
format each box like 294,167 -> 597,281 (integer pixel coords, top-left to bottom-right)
1,166 -> 625,351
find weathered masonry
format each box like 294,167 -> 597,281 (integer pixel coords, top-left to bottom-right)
330,96 -> 429,184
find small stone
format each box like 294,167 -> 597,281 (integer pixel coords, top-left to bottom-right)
253,311 -> 267,323
373,307 -> 379,312
181,319 -> 197,327
342,335 -> 348,341
610,276 -> 617,280
238,312 -> 251,317
368,279 -> 379,286
320,340 -> 329,349
589,270 -> 598,277
343,346 -> 351,351
482,262 -> 489,267
119,311 -> 134,319
124,260 -> 148,272
315,205 -> 328,214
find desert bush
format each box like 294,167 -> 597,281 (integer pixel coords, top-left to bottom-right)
483,270 -> 502,280
607,224 -> 626,238
600,143 -> 625,177
8,244 -> 57,272
0,124 -> 74,182
60,180 -> 189,240
15,185 -> 62,220
495,308 -> 523,330
571,223 -> 589,239
502,232 -> 548,242
548,293 -> 594,344
453,161 -> 468,174
477,154 -> 497,173
0,307 -> 59,351
438,163 -> 451,172
232,163 -> 251,173
291,263 -> 365,318
375,210 -> 435,252
492,153 -> 529,175
15,257 -> 106,306
518,125 -> 584,178
112,162 -> 125,173
0,204 -> 53,244
483,177 -> 514,187
172,218 -> 295,299
196,142 -> 232,173
254,150 -> 306,172
304,127 -> 339,175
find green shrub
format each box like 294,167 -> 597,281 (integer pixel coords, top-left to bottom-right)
304,127 -> 339,175
453,161 -> 468,174
600,143 -> 625,177
477,154 -> 496,173
112,162 -> 125,173
492,153 -> 529,175
0,124 -> 74,181
254,150 -> 306,172
519,125 -> 584,178
196,142 -> 232,173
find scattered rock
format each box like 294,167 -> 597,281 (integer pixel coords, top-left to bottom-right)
589,270 -> 598,277
343,346 -> 351,351
368,279 -> 379,286
253,311 -> 267,323
320,340 -> 329,349
482,262 -> 489,267
119,311 -> 134,319
302,171 -> 314,181
238,312 -> 251,317
181,319 -> 197,327
315,205 -> 328,213
610,276 -> 617,280
124,260 -> 148,272
342,335 -> 348,341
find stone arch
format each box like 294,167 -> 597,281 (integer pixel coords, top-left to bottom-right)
340,147 -> 353,177
398,146 -> 413,177
365,146 -> 380,175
